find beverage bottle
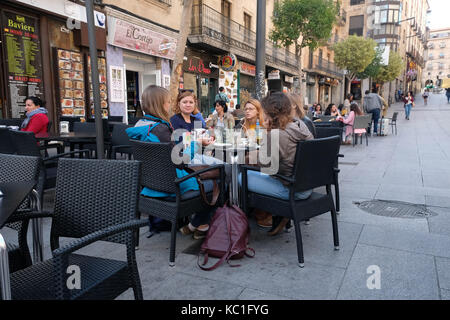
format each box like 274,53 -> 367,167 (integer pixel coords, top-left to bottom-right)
256,120 -> 261,145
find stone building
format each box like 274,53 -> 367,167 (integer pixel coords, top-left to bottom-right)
423,28 -> 450,89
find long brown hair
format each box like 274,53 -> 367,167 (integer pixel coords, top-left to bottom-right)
288,93 -> 305,119
141,85 -> 171,123
261,92 -> 293,130
242,98 -> 265,132
350,103 -> 363,116
173,90 -> 198,115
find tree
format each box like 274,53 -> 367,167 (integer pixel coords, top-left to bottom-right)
169,0 -> 194,105
333,35 -> 377,94
357,47 -> 384,80
270,0 -> 339,94
374,50 -> 404,84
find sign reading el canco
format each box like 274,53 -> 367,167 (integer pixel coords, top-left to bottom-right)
111,18 -> 177,60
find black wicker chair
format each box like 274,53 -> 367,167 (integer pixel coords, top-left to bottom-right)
0,118 -> 23,127
0,154 -> 40,273
0,128 -> 15,154
8,158 -> 147,300
315,127 -> 344,212
241,136 -> 341,268
109,123 -> 132,160
8,130 -> 89,205
130,140 -> 225,266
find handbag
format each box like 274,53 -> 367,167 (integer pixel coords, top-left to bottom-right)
198,203 -> 255,271
186,165 -> 221,206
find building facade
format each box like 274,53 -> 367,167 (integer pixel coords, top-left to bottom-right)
423,28 -> 450,89
340,0 -> 429,103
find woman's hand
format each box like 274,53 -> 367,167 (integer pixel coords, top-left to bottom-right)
201,137 -> 214,146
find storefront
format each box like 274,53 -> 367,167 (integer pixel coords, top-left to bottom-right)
182,48 -> 219,116
238,61 -> 255,106
106,8 -> 177,121
0,0 -> 107,128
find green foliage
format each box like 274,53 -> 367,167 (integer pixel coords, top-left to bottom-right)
333,35 -> 377,79
270,0 -> 339,54
357,47 -> 383,80
374,50 -> 404,83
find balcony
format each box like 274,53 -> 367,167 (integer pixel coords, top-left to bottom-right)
189,4 -> 299,74
307,55 -> 344,78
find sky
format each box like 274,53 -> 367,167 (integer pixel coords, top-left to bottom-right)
428,0 -> 450,30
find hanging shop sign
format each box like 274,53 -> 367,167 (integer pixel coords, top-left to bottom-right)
268,70 -> 280,80
2,11 -> 44,118
219,53 -> 237,71
110,17 -> 177,60
284,75 -> 294,83
240,62 -> 256,77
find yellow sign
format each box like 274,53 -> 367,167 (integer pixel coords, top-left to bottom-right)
441,78 -> 450,89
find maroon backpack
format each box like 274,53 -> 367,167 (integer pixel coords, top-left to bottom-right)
198,204 -> 255,271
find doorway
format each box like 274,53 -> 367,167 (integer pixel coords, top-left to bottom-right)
126,70 -> 139,116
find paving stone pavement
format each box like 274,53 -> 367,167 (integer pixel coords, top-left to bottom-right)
2,92 -> 450,300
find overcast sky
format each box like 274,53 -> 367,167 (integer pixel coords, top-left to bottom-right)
428,0 -> 450,30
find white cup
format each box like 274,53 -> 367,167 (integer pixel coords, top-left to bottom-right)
60,121 -> 69,133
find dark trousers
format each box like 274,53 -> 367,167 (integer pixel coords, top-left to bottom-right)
368,108 -> 381,135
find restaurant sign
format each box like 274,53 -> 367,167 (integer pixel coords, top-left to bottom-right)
183,50 -> 219,78
110,18 -> 177,60
220,54 -> 237,72
240,62 -> 256,77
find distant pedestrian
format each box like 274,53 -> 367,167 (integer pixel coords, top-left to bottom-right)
422,89 -> 429,106
403,91 -> 414,120
343,93 -> 353,115
363,90 -> 383,135
446,88 -> 450,103
215,87 -> 230,104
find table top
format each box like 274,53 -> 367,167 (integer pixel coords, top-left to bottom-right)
0,180 -> 35,228
35,132 -> 98,141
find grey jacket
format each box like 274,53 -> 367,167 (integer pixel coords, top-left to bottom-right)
363,93 -> 383,113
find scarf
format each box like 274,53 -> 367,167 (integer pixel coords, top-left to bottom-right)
21,107 -> 48,129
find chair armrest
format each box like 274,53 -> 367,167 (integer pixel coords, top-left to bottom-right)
52,219 -> 148,257
334,168 -> 340,174
175,164 -> 224,184
43,149 -> 90,162
6,211 -> 54,224
240,165 -> 261,172
338,154 -> 344,158
273,174 -> 295,184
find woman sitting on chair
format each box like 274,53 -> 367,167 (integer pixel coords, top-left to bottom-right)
243,92 -> 314,235
235,98 -> 265,139
20,97 -> 49,135
337,103 -> 365,145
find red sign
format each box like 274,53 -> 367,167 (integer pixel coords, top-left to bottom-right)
188,58 -> 212,75
240,62 -> 256,76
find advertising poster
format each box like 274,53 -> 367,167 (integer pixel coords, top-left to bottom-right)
87,55 -> 108,118
2,11 -> 43,117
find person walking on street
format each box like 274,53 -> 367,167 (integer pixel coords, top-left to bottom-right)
363,90 -> 383,135
446,88 -> 450,104
422,88 -> 430,106
403,91 -> 414,120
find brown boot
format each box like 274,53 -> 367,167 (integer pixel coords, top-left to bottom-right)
253,209 -> 272,228
268,217 -> 289,236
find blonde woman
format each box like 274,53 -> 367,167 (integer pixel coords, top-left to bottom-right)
236,98 -> 265,137
288,93 -> 316,138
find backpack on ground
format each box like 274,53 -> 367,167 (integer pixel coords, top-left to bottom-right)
198,203 -> 255,271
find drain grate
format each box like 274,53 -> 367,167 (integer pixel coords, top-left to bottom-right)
354,200 -> 438,219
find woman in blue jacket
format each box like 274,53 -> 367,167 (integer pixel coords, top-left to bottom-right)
126,85 -> 212,240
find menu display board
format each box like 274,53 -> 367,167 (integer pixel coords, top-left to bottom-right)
2,11 -> 43,117
219,69 -> 238,110
87,55 -> 108,118
56,49 -> 85,117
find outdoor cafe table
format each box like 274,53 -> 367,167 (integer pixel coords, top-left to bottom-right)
0,180 -> 38,300
211,143 -> 259,206
36,132 -> 98,154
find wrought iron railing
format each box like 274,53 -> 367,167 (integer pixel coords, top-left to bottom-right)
309,55 -> 344,78
190,4 -> 299,71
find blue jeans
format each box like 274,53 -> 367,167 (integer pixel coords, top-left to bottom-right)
405,104 -> 412,119
368,108 -> 381,134
239,171 -> 312,200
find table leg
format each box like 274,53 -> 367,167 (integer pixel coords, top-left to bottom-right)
231,153 -> 239,206
0,233 -> 11,300
30,190 -> 43,263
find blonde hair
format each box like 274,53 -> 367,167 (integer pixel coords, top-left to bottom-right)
242,98 -> 265,132
141,85 -> 171,123
288,93 -> 305,119
173,90 -> 198,115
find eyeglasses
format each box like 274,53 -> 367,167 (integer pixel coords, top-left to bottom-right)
179,89 -> 194,93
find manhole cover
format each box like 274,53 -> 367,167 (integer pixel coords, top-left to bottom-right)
354,200 -> 438,219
